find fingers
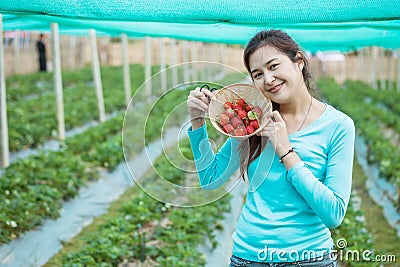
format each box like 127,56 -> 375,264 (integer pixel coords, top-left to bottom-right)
271,110 -> 284,123
256,111 -> 286,137
187,87 -> 215,113
199,88 -> 216,102
187,94 -> 208,112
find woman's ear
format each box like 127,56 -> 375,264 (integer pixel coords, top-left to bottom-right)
295,51 -> 305,71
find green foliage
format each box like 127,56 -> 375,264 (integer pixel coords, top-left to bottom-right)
60,139 -> 231,266
318,78 -> 400,187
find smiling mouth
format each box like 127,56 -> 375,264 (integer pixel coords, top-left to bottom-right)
268,82 -> 284,93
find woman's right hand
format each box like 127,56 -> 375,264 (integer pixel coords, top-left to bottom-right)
187,87 -> 215,130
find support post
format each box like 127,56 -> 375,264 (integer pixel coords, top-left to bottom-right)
89,29 -> 106,122
397,49 -> 400,92
145,36 -> 152,97
121,33 -> 131,106
170,39 -> 178,86
190,42 -> 198,82
13,29 -> 20,74
0,14 -> 10,168
371,47 -> 378,89
51,23 -> 65,141
182,41 -> 190,84
160,38 -> 167,91
379,47 -> 386,89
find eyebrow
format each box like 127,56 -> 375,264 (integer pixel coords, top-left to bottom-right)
250,58 -> 278,74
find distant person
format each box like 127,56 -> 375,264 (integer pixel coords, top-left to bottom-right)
37,34 -> 47,72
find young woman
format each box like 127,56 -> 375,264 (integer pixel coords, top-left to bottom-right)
186,30 -> 355,266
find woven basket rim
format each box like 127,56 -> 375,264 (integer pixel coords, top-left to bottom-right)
208,83 -> 272,139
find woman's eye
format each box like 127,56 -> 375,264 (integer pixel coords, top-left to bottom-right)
270,64 -> 278,70
253,73 -> 262,79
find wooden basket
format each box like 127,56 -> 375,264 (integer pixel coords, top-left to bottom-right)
208,83 -> 272,138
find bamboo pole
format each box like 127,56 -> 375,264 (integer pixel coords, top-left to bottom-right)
220,43 -> 226,76
358,48 -> 364,81
13,29 -> 20,74
397,49 -> 400,92
170,39 -> 178,86
379,47 -> 386,89
51,23 -> 65,141
190,42 -> 198,82
145,36 -> 152,97
160,38 -> 167,91
182,41 -> 190,84
371,46 -> 378,89
121,33 -> 131,106
388,49 -> 393,90
69,36 -> 76,70
0,14 -> 10,168
89,29 -> 106,122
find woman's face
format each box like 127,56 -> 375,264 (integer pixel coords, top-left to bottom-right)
248,45 -> 304,104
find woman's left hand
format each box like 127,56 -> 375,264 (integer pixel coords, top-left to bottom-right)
257,111 -> 292,156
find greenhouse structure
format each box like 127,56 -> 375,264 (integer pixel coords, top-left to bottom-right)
0,0 -> 399,266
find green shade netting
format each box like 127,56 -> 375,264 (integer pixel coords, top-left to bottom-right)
1,0 -> 400,51
1,0 -> 399,24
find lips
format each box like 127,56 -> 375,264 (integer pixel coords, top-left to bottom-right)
268,82 -> 284,94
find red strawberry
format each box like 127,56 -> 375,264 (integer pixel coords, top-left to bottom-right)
232,103 -> 244,112
233,127 -> 246,136
231,116 -> 243,128
223,124 -> 234,134
245,103 -> 253,112
249,120 -> 259,129
224,101 -> 233,109
237,109 -> 248,120
219,113 -> 230,126
252,107 -> 263,119
225,107 -> 235,118
245,125 -> 255,135
237,98 -> 246,107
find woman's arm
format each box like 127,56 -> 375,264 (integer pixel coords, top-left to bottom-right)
188,124 -> 241,190
286,117 -> 355,228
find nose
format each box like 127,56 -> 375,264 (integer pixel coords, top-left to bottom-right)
264,71 -> 275,85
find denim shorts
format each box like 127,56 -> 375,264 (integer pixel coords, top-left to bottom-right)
229,252 -> 336,267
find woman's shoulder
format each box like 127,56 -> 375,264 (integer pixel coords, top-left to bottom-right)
324,104 -> 355,132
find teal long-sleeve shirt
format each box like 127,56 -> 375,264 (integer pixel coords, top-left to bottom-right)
188,104 -> 355,263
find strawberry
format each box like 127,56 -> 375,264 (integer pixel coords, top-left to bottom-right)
223,124 -> 234,134
237,98 -> 246,107
249,120 -> 259,129
252,107 -> 263,119
225,107 -> 235,118
245,103 -> 253,112
224,101 -> 233,109
232,103 -> 244,112
237,109 -> 248,120
245,125 -> 255,135
219,113 -> 230,126
231,116 -> 243,128
233,127 -> 247,136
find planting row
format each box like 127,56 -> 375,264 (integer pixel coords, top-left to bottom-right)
318,78 -> 400,188
0,86 -> 192,245
6,65 -> 146,151
51,132 -> 231,267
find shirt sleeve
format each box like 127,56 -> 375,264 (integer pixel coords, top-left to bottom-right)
287,116 -> 355,228
187,124 -> 241,190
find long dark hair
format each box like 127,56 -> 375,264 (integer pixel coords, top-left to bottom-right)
239,29 -> 313,180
